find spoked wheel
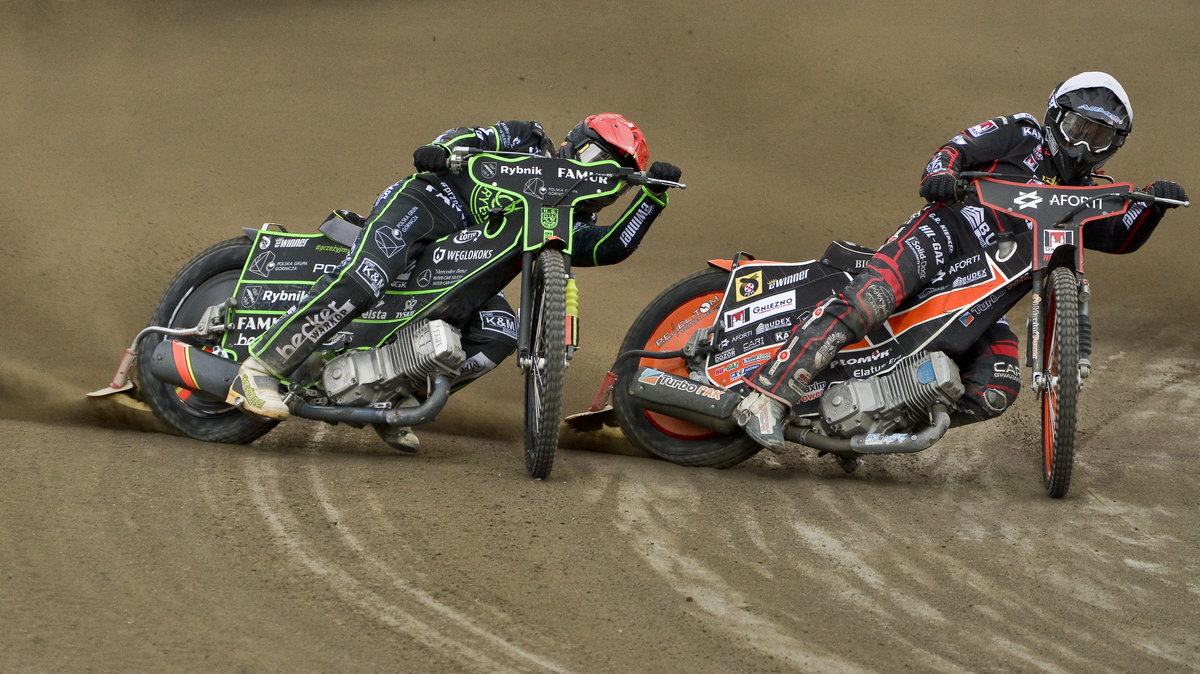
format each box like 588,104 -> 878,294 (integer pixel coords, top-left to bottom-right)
612,268 -> 760,468
523,248 -> 568,479
137,237 -> 278,444
1040,266 -> 1080,498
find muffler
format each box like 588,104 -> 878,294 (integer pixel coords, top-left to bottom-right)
625,367 -> 741,434
146,339 -> 241,401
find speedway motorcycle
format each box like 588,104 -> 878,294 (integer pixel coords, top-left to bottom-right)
90,148 -> 683,479
567,174 -> 1186,497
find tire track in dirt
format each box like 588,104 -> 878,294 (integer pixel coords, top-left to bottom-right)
609,376 -> 1198,673
243,452 -> 567,673
613,478 -> 858,672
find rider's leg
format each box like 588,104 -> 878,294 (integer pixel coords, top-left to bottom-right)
735,272 -> 893,450
450,293 -> 519,391
374,294 -> 518,452
736,206 -> 960,449
950,318 -> 1022,427
232,188 -> 441,418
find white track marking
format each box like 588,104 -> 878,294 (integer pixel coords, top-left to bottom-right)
245,458 -> 515,672
307,465 -> 567,673
615,479 -> 856,673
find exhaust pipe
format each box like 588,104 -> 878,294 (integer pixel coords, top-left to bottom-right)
785,404 -> 952,455
625,367 -> 953,457
148,339 -> 451,427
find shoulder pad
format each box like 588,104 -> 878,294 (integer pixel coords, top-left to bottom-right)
1010,112 -> 1040,127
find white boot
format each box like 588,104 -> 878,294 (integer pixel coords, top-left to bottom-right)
733,391 -> 788,453
226,356 -> 289,420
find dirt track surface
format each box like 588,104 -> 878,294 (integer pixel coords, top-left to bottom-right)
3,2 -> 1199,671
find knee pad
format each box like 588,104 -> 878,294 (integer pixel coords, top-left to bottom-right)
982,388 -> 1009,414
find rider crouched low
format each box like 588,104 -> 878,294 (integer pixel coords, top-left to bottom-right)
228,115 -> 682,451
736,71 -> 1188,451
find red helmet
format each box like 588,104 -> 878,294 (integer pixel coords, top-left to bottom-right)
558,113 -> 650,171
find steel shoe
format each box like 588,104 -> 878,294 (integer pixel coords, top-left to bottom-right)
734,391 -> 788,453
226,356 -> 289,420
373,424 -> 421,453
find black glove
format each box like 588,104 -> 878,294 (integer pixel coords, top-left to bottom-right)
919,172 -> 958,203
413,145 -> 450,173
647,161 -> 682,194
1147,180 -> 1188,207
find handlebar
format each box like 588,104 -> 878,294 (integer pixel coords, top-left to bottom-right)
447,146 -> 686,190
953,171 -> 1189,208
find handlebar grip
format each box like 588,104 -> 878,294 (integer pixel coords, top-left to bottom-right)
629,171 -> 687,190
1127,191 -> 1190,208
953,179 -> 973,201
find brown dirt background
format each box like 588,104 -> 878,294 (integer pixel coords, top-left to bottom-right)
2,1 -> 1199,671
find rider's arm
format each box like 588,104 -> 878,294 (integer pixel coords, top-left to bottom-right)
571,187 -> 669,267
430,120 -> 554,156
1082,197 -> 1166,254
920,113 -> 1041,181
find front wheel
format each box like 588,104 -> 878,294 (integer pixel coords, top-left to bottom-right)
523,248 -> 568,479
612,267 -> 760,468
1040,266 -> 1080,498
137,237 -> 278,444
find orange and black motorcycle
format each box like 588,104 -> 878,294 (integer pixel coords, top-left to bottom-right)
569,174 -> 1187,497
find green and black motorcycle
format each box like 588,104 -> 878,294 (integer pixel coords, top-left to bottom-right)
90,148 -> 683,479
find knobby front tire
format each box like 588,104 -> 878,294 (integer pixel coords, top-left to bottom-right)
1040,266 -> 1079,498
137,237 -> 278,444
523,248 -> 568,479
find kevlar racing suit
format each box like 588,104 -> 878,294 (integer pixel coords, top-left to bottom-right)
747,112 -> 1173,424
248,120 -> 671,387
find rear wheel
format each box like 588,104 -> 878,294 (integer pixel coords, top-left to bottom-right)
137,238 -> 277,444
523,249 -> 567,479
1040,266 -> 1079,498
612,268 -> 760,468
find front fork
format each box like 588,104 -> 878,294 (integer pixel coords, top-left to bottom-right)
1026,269 -> 1091,393
516,249 -> 579,370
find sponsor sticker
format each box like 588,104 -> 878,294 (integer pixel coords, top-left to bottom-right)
735,270 -> 763,301
967,120 -> 998,137
354,258 -> 388,294
724,290 -> 797,330
1042,229 -> 1075,254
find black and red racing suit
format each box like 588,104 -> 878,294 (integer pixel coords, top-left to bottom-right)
748,112 -> 1172,424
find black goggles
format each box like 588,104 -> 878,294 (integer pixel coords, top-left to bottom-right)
1059,110 -> 1125,153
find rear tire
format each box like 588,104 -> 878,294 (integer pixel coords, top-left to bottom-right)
1040,266 -> 1079,498
612,268 -> 760,468
137,238 -> 278,444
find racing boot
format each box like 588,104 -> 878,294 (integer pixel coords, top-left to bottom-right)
226,356 -> 290,420
734,391 -> 789,453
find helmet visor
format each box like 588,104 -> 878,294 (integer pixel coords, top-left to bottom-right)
1059,110 -> 1123,153
575,141 -> 615,164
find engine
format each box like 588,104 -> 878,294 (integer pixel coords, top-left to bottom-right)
818,351 -> 964,437
322,319 -> 465,407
